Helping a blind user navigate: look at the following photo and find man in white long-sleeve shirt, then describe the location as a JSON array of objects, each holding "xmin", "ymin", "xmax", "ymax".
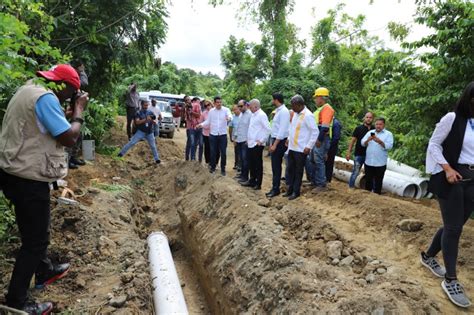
[
  {"xmin": 198, "ymin": 96, "xmax": 232, "ymax": 175},
  {"xmin": 241, "ymin": 99, "xmax": 270, "ymax": 190},
  {"xmin": 266, "ymin": 92, "xmax": 290, "ymax": 198},
  {"xmin": 235, "ymin": 100, "xmax": 252, "ymax": 182},
  {"xmin": 285, "ymin": 95, "xmax": 319, "ymax": 200}
]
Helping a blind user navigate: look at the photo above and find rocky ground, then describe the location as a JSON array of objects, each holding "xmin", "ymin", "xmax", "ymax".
[{"xmin": 1, "ymin": 117, "xmax": 474, "ymax": 314}]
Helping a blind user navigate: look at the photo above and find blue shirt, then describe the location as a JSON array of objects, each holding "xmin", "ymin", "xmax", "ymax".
[
  {"xmin": 35, "ymin": 93, "xmax": 71, "ymax": 137},
  {"xmin": 361, "ymin": 129, "xmax": 394, "ymax": 167},
  {"xmin": 230, "ymin": 114, "xmax": 240, "ymax": 140},
  {"xmin": 331, "ymin": 118, "xmax": 342, "ymax": 143},
  {"xmin": 135, "ymin": 109, "xmax": 155, "ymax": 134}
]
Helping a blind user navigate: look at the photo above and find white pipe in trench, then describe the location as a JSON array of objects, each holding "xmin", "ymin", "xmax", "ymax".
[{"xmin": 147, "ymin": 232, "xmax": 189, "ymax": 315}]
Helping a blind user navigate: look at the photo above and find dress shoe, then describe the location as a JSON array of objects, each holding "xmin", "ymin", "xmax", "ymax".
[
  {"xmin": 70, "ymin": 157, "xmax": 85, "ymax": 166},
  {"xmin": 240, "ymin": 181, "xmax": 255, "ymax": 187},
  {"xmin": 312, "ymin": 186, "xmax": 328, "ymax": 194},
  {"xmin": 288, "ymin": 193, "xmax": 300, "ymax": 200},
  {"xmin": 283, "ymin": 191, "xmax": 293, "ymax": 197},
  {"xmin": 253, "ymin": 185, "xmax": 261, "ymax": 190},
  {"xmin": 68, "ymin": 162, "xmax": 78, "ymax": 169},
  {"xmin": 265, "ymin": 190, "xmax": 280, "ymax": 198}
]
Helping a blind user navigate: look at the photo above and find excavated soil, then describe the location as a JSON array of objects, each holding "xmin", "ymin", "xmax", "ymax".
[{"xmin": 1, "ymin": 117, "xmax": 474, "ymax": 314}]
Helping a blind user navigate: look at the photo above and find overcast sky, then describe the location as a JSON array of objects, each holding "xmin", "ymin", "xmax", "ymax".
[{"xmin": 158, "ymin": 0, "xmax": 432, "ymax": 77}]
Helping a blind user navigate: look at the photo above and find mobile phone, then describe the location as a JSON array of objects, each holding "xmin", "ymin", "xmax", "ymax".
[{"xmin": 370, "ymin": 132, "xmax": 375, "ymax": 136}]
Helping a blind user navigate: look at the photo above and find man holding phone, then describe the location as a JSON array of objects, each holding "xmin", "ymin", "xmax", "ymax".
[{"xmin": 361, "ymin": 117, "xmax": 394, "ymax": 194}]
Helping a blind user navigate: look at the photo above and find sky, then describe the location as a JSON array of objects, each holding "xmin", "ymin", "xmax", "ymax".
[{"xmin": 158, "ymin": 0, "xmax": 432, "ymax": 78}]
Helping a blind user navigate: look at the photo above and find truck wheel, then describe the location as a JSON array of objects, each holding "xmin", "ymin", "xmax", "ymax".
[{"xmin": 168, "ymin": 131, "xmax": 174, "ymax": 139}]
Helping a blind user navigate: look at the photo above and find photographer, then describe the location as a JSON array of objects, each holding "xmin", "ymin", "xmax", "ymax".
[
  {"xmin": 361, "ymin": 117, "xmax": 394, "ymax": 194},
  {"xmin": 118, "ymin": 98, "xmax": 161, "ymax": 164},
  {"xmin": 0, "ymin": 64, "xmax": 88, "ymax": 314}
]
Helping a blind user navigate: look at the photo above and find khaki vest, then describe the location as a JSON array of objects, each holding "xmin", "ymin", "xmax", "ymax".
[{"xmin": 0, "ymin": 81, "xmax": 68, "ymax": 182}]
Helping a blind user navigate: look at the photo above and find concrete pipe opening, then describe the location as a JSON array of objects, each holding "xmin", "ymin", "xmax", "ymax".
[{"xmin": 402, "ymin": 183, "xmax": 418, "ymax": 198}]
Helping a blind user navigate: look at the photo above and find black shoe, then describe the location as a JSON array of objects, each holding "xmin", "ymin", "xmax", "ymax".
[
  {"xmin": 22, "ymin": 301, "xmax": 53, "ymax": 315},
  {"xmin": 238, "ymin": 179, "xmax": 248, "ymax": 184},
  {"xmin": 221, "ymin": 171, "xmax": 226, "ymax": 176},
  {"xmin": 70, "ymin": 157, "xmax": 85, "ymax": 166},
  {"xmin": 253, "ymin": 185, "xmax": 261, "ymax": 190},
  {"xmin": 155, "ymin": 160, "xmax": 161, "ymax": 164},
  {"xmin": 283, "ymin": 191, "xmax": 293, "ymax": 197},
  {"xmin": 266, "ymin": 190, "xmax": 280, "ymax": 198},
  {"xmin": 240, "ymin": 181, "xmax": 255, "ymax": 187},
  {"xmin": 68, "ymin": 162, "xmax": 78, "ymax": 169},
  {"xmin": 288, "ymin": 193, "xmax": 300, "ymax": 200},
  {"xmin": 35, "ymin": 263, "xmax": 70, "ymax": 289},
  {"xmin": 117, "ymin": 153, "xmax": 123, "ymax": 158}
]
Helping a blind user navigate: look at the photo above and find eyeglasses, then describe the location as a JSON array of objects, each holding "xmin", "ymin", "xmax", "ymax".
[{"xmin": 238, "ymin": 105, "xmax": 244, "ymax": 107}]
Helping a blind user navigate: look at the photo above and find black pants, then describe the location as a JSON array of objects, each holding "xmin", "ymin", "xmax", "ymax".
[
  {"xmin": 287, "ymin": 150, "xmax": 306, "ymax": 196},
  {"xmin": 126, "ymin": 107, "xmax": 137, "ymax": 139},
  {"xmin": 234, "ymin": 142, "xmax": 241, "ymax": 168},
  {"xmin": 270, "ymin": 138, "xmax": 287, "ymax": 192},
  {"xmin": 364, "ymin": 165, "xmax": 386, "ymax": 194},
  {"xmin": 248, "ymin": 145, "xmax": 264, "ymax": 186},
  {"xmin": 426, "ymin": 166, "xmax": 474, "ymax": 278},
  {"xmin": 0, "ymin": 170, "xmax": 53, "ymax": 309},
  {"xmin": 210, "ymin": 135, "xmax": 226, "ymax": 172},
  {"xmin": 325, "ymin": 140, "xmax": 339, "ymax": 182},
  {"xmin": 203, "ymin": 135, "xmax": 211, "ymax": 164},
  {"xmin": 237, "ymin": 142, "xmax": 249, "ymax": 181}
]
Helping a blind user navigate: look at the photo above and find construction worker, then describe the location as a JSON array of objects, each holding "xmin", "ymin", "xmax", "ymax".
[{"xmin": 309, "ymin": 87, "xmax": 335, "ymax": 193}]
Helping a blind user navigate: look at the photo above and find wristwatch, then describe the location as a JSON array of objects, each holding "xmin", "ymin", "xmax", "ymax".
[{"xmin": 71, "ymin": 117, "xmax": 84, "ymax": 124}]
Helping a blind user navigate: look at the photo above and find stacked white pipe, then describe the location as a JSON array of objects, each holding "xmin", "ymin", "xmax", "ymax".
[
  {"xmin": 147, "ymin": 232, "xmax": 189, "ymax": 315},
  {"xmin": 333, "ymin": 156, "xmax": 430, "ymax": 199}
]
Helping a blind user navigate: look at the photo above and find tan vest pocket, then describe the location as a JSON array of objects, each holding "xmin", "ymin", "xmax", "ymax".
[{"xmin": 41, "ymin": 152, "xmax": 67, "ymax": 179}]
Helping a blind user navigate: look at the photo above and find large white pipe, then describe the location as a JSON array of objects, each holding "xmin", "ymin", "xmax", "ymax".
[
  {"xmin": 335, "ymin": 156, "xmax": 429, "ymax": 198},
  {"xmin": 147, "ymin": 232, "xmax": 189, "ymax": 315}
]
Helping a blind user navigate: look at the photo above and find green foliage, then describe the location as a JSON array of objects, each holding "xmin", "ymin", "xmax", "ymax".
[
  {"xmin": 0, "ymin": 1, "xmax": 66, "ymax": 112},
  {"xmin": 81, "ymin": 98, "xmax": 118, "ymax": 145},
  {"xmin": 0, "ymin": 193, "xmax": 17, "ymax": 244}
]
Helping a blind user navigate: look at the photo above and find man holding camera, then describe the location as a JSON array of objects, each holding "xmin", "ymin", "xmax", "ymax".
[
  {"xmin": 118, "ymin": 98, "xmax": 161, "ymax": 164},
  {"xmin": 0, "ymin": 64, "xmax": 89, "ymax": 314},
  {"xmin": 361, "ymin": 117, "xmax": 394, "ymax": 194}
]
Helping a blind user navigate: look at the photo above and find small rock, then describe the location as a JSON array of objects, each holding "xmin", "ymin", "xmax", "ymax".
[
  {"xmin": 112, "ymin": 176, "xmax": 121, "ymax": 181},
  {"xmin": 121, "ymin": 272, "xmax": 134, "ymax": 284},
  {"xmin": 98, "ymin": 236, "xmax": 117, "ymax": 256},
  {"xmin": 109, "ymin": 295, "xmax": 127, "ymax": 308},
  {"xmin": 326, "ymin": 241, "xmax": 343, "ymax": 260},
  {"xmin": 322, "ymin": 228, "xmax": 338, "ymax": 241},
  {"xmin": 397, "ymin": 219, "xmax": 423, "ymax": 232},
  {"xmin": 76, "ymin": 278, "xmax": 86, "ymax": 289},
  {"xmin": 369, "ymin": 260, "xmax": 380, "ymax": 266},
  {"xmin": 366, "ymin": 273, "xmax": 376, "ymax": 283},
  {"xmin": 87, "ymin": 188, "xmax": 100, "ymax": 194},
  {"xmin": 339, "ymin": 255, "xmax": 354, "ymax": 267},
  {"xmin": 258, "ymin": 199, "xmax": 271, "ymax": 207},
  {"xmin": 107, "ymin": 293, "xmax": 114, "ymax": 300},
  {"xmin": 372, "ymin": 307, "xmax": 385, "ymax": 315},
  {"xmin": 342, "ymin": 248, "xmax": 351, "ymax": 257},
  {"xmin": 181, "ymin": 282, "xmax": 186, "ymax": 288},
  {"xmin": 331, "ymin": 258, "xmax": 340, "ymax": 265},
  {"xmin": 119, "ymin": 214, "xmax": 131, "ymax": 223},
  {"xmin": 175, "ymin": 175, "xmax": 188, "ymax": 190},
  {"xmin": 376, "ymin": 268, "xmax": 387, "ymax": 274}
]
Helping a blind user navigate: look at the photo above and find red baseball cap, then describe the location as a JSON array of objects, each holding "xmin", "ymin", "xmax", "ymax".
[{"xmin": 37, "ymin": 64, "xmax": 81, "ymax": 90}]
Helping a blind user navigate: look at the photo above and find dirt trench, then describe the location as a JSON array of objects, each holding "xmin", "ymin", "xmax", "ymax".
[{"xmin": 2, "ymin": 120, "xmax": 474, "ymax": 314}]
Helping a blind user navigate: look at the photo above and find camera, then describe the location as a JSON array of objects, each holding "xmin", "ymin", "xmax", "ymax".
[
  {"xmin": 149, "ymin": 114, "xmax": 157, "ymax": 120},
  {"xmin": 370, "ymin": 132, "xmax": 375, "ymax": 136},
  {"xmin": 71, "ymin": 90, "xmax": 85, "ymax": 106}
]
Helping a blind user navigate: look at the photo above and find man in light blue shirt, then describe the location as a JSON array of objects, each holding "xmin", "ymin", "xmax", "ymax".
[
  {"xmin": 229, "ymin": 105, "xmax": 241, "ymax": 171},
  {"xmin": 361, "ymin": 117, "xmax": 394, "ymax": 194},
  {"xmin": 267, "ymin": 93, "xmax": 290, "ymax": 197}
]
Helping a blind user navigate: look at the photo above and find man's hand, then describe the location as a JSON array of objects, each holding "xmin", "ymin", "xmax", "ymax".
[
  {"xmin": 303, "ymin": 147, "xmax": 310, "ymax": 155},
  {"xmin": 445, "ymin": 166, "xmax": 462, "ymax": 184},
  {"xmin": 269, "ymin": 144, "xmax": 276, "ymax": 153},
  {"xmin": 74, "ymin": 92, "xmax": 89, "ymax": 114},
  {"xmin": 285, "ymin": 139, "xmax": 289, "ymax": 147},
  {"xmin": 345, "ymin": 152, "xmax": 351, "ymax": 161},
  {"xmin": 196, "ymin": 124, "xmax": 203, "ymax": 129},
  {"xmin": 256, "ymin": 141, "xmax": 263, "ymax": 146},
  {"xmin": 316, "ymin": 140, "xmax": 321, "ymax": 148}
]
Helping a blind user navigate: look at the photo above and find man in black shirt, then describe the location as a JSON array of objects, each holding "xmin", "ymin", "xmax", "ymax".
[{"xmin": 346, "ymin": 112, "xmax": 374, "ymax": 187}]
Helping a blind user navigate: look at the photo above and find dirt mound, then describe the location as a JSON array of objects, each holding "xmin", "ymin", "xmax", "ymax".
[{"xmin": 144, "ymin": 161, "xmax": 439, "ymax": 314}]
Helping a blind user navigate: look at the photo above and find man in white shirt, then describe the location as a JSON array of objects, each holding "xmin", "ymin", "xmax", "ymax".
[
  {"xmin": 241, "ymin": 99, "xmax": 270, "ymax": 190},
  {"xmin": 149, "ymin": 99, "xmax": 162, "ymax": 137},
  {"xmin": 198, "ymin": 96, "xmax": 232, "ymax": 175},
  {"xmin": 266, "ymin": 93, "xmax": 290, "ymax": 198},
  {"xmin": 235, "ymin": 100, "xmax": 252, "ymax": 183},
  {"xmin": 285, "ymin": 95, "xmax": 319, "ymax": 200}
]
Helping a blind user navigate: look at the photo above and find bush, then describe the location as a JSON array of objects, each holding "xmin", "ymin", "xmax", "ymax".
[
  {"xmin": 81, "ymin": 98, "xmax": 118, "ymax": 146},
  {"xmin": 0, "ymin": 193, "xmax": 16, "ymax": 244}
]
